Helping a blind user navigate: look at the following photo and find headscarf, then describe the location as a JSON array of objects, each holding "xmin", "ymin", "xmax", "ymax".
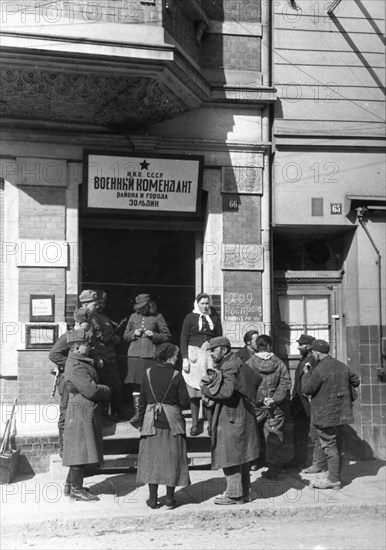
[
  {"xmin": 192, "ymin": 300, "xmax": 214, "ymax": 331},
  {"xmin": 155, "ymin": 343, "xmax": 178, "ymax": 363}
]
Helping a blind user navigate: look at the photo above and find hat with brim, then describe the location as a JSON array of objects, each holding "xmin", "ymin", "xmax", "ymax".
[
  {"xmin": 207, "ymin": 336, "xmax": 231, "ymax": 350},
  {"xmin": 311, "ymin": 339, "xmax": 330, "ymax": 353},
  {"xmin": 297, "ymin": 334, "xmax": 315, "ymax": 345},
  {"xmin": 134, "ymin": 294, "xmax": 151, "ymax": 311}
]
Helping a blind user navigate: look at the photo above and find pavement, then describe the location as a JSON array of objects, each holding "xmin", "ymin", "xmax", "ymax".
[{"xmin": 1, "ymin": 459, "xmax": 385, "ymax": 539}]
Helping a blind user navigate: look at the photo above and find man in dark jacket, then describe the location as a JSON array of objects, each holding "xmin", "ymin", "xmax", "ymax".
[
  {"xmin": 200, "ymin": 336, "xmax": 261, "ymax": 505},
  {"xmin": 284, "ymin": 334, "xmax": 325, "ymax": 472},
  {"xmin": 247, "ymin": 335, "xmax": 291, "ymax": 480},
  {"xmin": 302, "ymin": 339, "xmax": 360, "ymax": 489},
  {"xmin": 235, "ymin": 330, "xmax": 259, "ymax": 363}
]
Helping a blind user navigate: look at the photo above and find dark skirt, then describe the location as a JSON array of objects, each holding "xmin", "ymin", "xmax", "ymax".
[
  {"xmin": 124, "ymin": 357, "xmax": 155, "ymax": 385},
  {"xmin": 136, "ymin": 428, "xmax": 190, "ymax": 487}
]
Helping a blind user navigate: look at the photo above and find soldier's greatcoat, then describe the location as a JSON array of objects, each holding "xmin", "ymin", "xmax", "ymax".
[{"xmin": 62, "ymin": 351, "xmax": 110, "ymax": 467}]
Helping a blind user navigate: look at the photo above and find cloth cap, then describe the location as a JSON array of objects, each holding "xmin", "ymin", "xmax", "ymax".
[
  {"xmin": 134, "ymin": 294, "xmax": 151, "ymax": 311},
  {"xmin": 67, "ymin": 328, "xmax": 87, "ymax": 345},
  {"xmin": 155, "ymin": 343, "xmax": 178, "ymax": 362},
  {"xmin": 311, "ymin": 339, "xmax": 330, "ymax": 353},
  {"xmin": 79, "ymin": 289, "xmax": 98, "ymax": 303},
  {"xmin": 297, "ymin": 334, "xmax": 315, "ymax": 345},
  {"xmin": 207, "ymin": 336, "xmax": 231, "ymax": 350},
  {"xmin": 73, "ymin": 309, "xmax": 89, "ymax": 324}
]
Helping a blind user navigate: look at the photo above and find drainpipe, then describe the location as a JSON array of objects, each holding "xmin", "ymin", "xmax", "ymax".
[
  {"xmin": 261, "ymin": 0, "xmax": 272, "ymax": 333},
  {"xmin": 356, "ymin": 207, "xmax": 385, "ymax": 378}
]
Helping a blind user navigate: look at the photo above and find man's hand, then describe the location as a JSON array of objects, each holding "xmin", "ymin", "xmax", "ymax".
[
  {"xmin": 182, "ymin": 358, "xmax": 190, "ymax": 373},
  {"xmin": 263, "ymin": 397, "xmax": 275, "ymax": 407}
]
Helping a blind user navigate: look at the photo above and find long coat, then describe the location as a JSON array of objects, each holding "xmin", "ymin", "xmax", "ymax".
[
  {"xmin": 201, "ymin": 352, "xmax": 260, "ymax": 470},
  {"xmin": 62, "ymin": 351, "xmax": 111, "ymax": 467},
  {"xmin": 302, "ymin": 355, "xmax": 360, "ymax": 428}
]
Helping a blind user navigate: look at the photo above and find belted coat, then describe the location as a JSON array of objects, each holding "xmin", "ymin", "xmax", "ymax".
[
  {"xmin": 201, "ymin": 352, "xmax": 260, "ymax": 470},
  {"xmin": 62, "ymin": 351, "xmax": 111, "ymax": 467}
]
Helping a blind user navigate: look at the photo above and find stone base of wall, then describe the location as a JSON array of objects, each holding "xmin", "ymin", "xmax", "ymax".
[{"xmin": 10, "ymin": 435, "xmax": 61, "ymax": 474}]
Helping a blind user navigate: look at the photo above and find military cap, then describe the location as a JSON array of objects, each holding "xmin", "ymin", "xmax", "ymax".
[
  {"xmin": 134, "ymin": 294, "xmax": 151, "ymax": 311},
  {"xmin": 67, "ymin": 328, "xmax": 87, "ymax": 345},
  {"xmin": 79, "ymin": 289, "xmax": 98, "ymax": 303}
]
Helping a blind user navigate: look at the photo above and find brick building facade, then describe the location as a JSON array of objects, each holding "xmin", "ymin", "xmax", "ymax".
[{"xmin": 0, "ymin": 0, "xmax": 385, "ymax": 470}]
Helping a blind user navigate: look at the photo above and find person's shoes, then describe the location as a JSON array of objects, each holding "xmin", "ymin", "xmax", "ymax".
[
  {"xmin": 190, "ymin": 426, "xmax": 200, "ymax": 436},
  {"xmin": 309, "ymin": 479, "xmax": 342, "ymax": 490},
  {"xmin": 63, "ymin": 483, "xmax": 71, "ymax": 497},
  {"xmin": 303, "ymin": 464, "xmax": 328, "ymax": 474},
  {"xmin": 261, "ymin": 468, "xmax": 280, "ymax": 481},
  {"xmin": 146, "ymin": 499, "xmax": 160, "ymax": 509},
  {"xmin": 70, "ymin": 488, "xmax": 100, "ymax": 501},
  {"xmin": 214, "ymin": 494, "xmax": 245, "ymax": 505},
  {"xmin": 165, "ymin": 498, "xmax": 177, "ymax": 509}
]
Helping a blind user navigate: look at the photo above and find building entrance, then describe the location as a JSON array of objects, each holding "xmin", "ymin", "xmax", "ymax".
[{"xmin": 81, "ymin": 227, "xmax": 197, "ymax": 344}]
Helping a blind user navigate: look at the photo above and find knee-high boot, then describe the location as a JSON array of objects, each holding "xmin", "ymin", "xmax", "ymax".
[{"xmin": 129, "ymin": 392, "xmax": 141, "ymax": 429}]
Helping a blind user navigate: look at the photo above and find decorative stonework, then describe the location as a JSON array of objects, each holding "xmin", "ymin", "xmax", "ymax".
[{"xmin": 0, "ymin": 69, "xmax": 186, "ymax": 129}]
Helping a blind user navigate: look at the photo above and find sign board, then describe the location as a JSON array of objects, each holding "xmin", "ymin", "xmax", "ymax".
[
  {"xmin": 221, "ymin": 244, "xmax": 264, "ymax": 271},
  {"xmin": 30, "ymin": 295, "xmax": 55, "ymax": 322},
  {"xmin": 84, "ymin": 151, "xmax": 204, "ymax": 216},
  {"xmin": 25, "ymin": 324, "xmax": 59, "ymax": 349}
]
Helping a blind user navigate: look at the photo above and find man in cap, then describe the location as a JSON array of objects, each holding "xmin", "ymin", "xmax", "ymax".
[
  {"xmin": 200, "ymin": 336, "xmax": 261, "ymax": 505},
  {"xmin": 284, "ymin": 334, "xmax": 326, "ymax": 472},
  {"xmin": 302, "ymin": 339, "xmax": 360, "ymax": 489}
]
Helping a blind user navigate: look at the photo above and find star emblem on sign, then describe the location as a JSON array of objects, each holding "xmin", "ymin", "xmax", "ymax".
[{"xmin": 140, "ymin": 160, "xmax": 150, "ymax": 170}]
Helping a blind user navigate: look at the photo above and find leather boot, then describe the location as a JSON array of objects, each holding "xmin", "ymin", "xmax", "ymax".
[
  {"xmin": 70, "ymin": 488, "xmax": 100, "ymax": 501},
  {"xmin": 129, "ymin": 393, "xmax": 141, "ymax": 429}
]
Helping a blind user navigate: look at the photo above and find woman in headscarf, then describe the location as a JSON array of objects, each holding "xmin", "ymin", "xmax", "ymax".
[
  {"xmin": 136, "ymin": 343, "xmax": 191, "ymax": 509},
  {"xmin": 124, "ymin": 294, "xmax": 171, "ymax": 426},
  {"xmin": 180, "ymin": 292, "xmax": 222, "ymax": 436}
]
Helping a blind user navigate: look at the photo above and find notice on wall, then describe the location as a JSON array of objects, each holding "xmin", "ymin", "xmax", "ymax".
[
  {"xmin": 224, "ymin": 292, "xmax": 263, "ymax": 323},
  {"xmin": 85, "ymin": 152, "xmax": 203, "ymax": 215}
]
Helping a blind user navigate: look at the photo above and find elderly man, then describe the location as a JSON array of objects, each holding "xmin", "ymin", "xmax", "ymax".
[
  {"xmin": 284, "ymin": 334, "xmax": 325, "ymax": 472},
  {"xmin": 302, "ymin": 339, "xmax": 360, "ymax": 489},
  {"xmin": 200, "ymin": 336, "xmax": 261, "ymax": 505}
]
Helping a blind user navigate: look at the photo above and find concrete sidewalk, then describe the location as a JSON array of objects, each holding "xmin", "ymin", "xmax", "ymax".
[{"xmin": 1, "ymin": 461, "xmax": 385, "ymax": 538}]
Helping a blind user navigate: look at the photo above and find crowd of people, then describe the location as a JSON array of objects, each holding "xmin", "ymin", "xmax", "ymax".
[{"xmin": 49, "ymin": 289, "xmax": 360, "ymax": 505}]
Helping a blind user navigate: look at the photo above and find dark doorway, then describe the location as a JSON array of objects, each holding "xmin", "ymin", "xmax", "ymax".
[{"xmin": 81, "ymin": 227, "xmax": 197, "ymax": 344}]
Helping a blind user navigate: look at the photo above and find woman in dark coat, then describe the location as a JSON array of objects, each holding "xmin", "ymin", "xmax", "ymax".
[
  {"xmin": 124, "ymin": 294, "xmax": 171, "ymax": 425},
  {"xmin": 136, "ymin": 343, "xmax": 191, "ymax": 509},
  {"xmin": 180, "ymin": 292, "xmax": 222, "ymax": 435},
  {"xmin": 62, "ymin": 329, "xmax": 111, "ymax": 501}
]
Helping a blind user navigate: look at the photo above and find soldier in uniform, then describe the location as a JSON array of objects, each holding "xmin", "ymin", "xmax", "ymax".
[
  {"xmin": 93, "ymin": 291, "xmax": 126, "ymax": 421},
  {"xmin": 62, "ymin": 327, "xmax": 111, "ymax": 501}
]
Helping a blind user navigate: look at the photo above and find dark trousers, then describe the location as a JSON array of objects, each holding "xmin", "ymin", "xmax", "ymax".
[
  {"xmin": 315, "ymin": 425, "xmax": 344, "ymax": 483},
  {"xmin": 257, "ymin": 410, "xmax": 285, "ymax": 469},
  {"xmin": 223, "ymin": 463, "xmax": 250, "ymax": 499},
  {"xmin": 310, "ymin": 423, "xmax": 327, "ymax": 468},
  {"xmin": 292, "ymin": 411, "xmax": 310, "ymax": 466}
]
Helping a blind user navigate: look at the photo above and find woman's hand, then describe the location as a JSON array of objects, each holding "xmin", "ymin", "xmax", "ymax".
[
  {"xmin": 134, "ymin": 329, "xmax": 143, "ymax": 338},
  {"xmin": 182, "ymin": 358, "xmax": 190, "ymax": 373},
  {"xmin": 144, "ymin": 330, "xmax": 153, "ymax": 338}
]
